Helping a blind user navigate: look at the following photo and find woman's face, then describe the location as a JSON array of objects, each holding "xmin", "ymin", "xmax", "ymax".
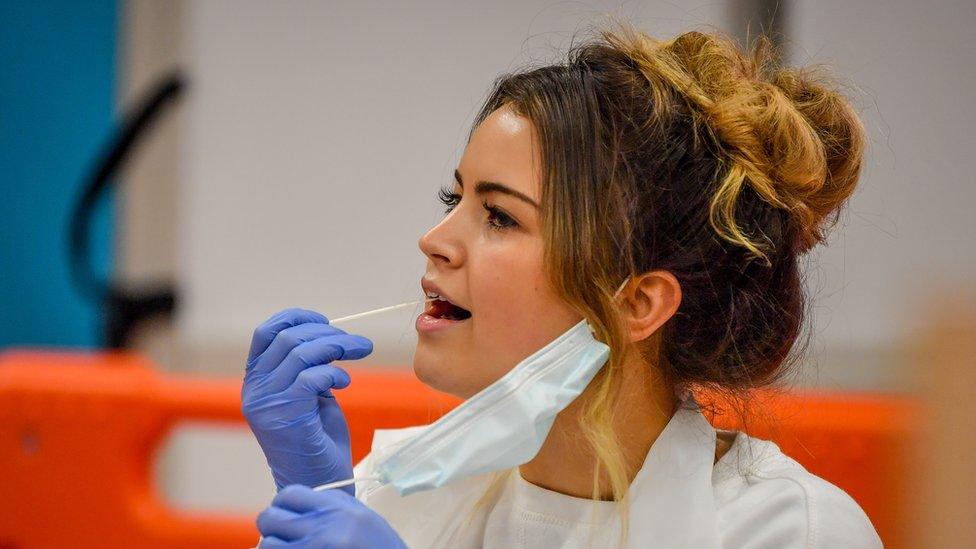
[{"xmin": 414, "ymin": 104, "xmax": 583, "ymax": 398}]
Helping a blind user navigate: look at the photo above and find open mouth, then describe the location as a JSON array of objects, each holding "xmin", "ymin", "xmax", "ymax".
[{"xmin": 425, "ymin": 295, "xmax": 472, "ymax": 321}]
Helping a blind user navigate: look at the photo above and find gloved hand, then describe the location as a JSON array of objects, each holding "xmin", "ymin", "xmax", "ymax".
[
  {"xmin": 242, "ymin": 308, "xmax": 373, "ymax": 494},
  {"xmin": 257, "ymin": 485, "xmax": 407, "ymax": 549}
]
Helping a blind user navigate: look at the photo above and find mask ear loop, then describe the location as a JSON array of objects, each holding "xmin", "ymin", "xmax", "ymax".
[
  {"xmin": 585, "ymin": 278, "xmax": 630, "ymax": 336},
  {"xmin": 612, "ymin": 277, "xmax": 629, "ymax": 298},
  {"xmin": 311, "ymin": 474, "xmax": 383, "ymax": 492}
]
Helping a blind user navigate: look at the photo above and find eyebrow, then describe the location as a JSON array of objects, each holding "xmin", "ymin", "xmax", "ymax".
[{"xmin": 454, "ymin": 169, "xmax": 539, "ymax": 209}]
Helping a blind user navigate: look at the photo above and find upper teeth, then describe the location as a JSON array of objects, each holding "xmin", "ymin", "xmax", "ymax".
[{"xmin": 426, "ymin": 291, "xmax": 448, "ymax": 301}]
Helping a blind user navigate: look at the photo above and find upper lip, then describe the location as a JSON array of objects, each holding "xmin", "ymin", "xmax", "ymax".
[{"xmin": 420, "ymin": 278, "xmax": 469, "ymax": 311}]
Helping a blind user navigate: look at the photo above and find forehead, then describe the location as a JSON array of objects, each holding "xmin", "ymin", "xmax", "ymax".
[{"xmin": 459, "ymin": 105, "xmax": 542, "ymax": 200}]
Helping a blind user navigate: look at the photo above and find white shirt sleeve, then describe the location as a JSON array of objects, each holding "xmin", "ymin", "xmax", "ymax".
[{"xmin": 805, "ymin": 474, "xmax": 884, "ymax": 549}]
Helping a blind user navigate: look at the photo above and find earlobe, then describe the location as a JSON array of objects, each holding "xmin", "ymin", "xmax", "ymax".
[{"xmin": 624, "ymin": 271, "xmax": 682, "ymax": 343}]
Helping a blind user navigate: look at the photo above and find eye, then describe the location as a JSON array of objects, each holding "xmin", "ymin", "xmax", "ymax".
[
  {"xmin": 483, "ymin": 201, "xmax": 518, "ymax": 231},
  {"xmin": 437, "ymin": 185, "xmax": 460, "ymax": 214}
]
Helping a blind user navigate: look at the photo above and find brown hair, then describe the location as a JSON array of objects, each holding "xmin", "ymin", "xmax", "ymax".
[{"xmin": 468, "ymin": 21, "xmax": 866, "ymax": 525}]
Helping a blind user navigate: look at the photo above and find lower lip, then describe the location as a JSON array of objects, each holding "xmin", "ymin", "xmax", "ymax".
[{"xmin": 415, "ymin": 312, "xmax": 469, "ymax": 333}]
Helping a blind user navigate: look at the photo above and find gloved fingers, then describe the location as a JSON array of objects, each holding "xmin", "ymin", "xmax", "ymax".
[
  {"xmin": 290, "ymin": 364, "xmax": 358, "ymax": 400},
  {"xmin": 272, "ymin": 484, "xmax": 351, "ymax": 513},
  {"xmin": 248, "ymin": 308, "xmax": 328, "ymax": 368},
  {"xmin": 265, "ymin": 334, "xmax": 371, "ymax": 395},
  {"xmin": 257, "ymin": 505, "xmax": 327, "ymax": 543},
  {"xmin": 250, "ymin": 323, "xmax": 347, "ymax": 376}
]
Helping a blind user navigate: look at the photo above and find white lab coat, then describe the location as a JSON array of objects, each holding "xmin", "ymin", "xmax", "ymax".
[{"xmin": 353, "ymin": 405, "xmax": 883, "ymax": 548}]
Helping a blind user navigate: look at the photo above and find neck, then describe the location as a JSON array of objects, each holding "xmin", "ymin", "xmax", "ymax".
[{"xmin": 519, "ymin": 345, "xmax": 677, "ymax": 500}]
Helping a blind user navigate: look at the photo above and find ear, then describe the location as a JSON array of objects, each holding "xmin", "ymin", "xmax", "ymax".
[{"xmin": 619, "ymin": 270, "xmax": 682, "ymax": 343}]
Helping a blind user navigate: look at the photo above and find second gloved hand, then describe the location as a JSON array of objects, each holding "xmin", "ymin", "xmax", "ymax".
[
  {"xmin": 242, "ymin": 308, "xmax": 373, "ymax": 494},
  {"xmin": 257, "ymin": 485, "xmax": 407, "ymax": 549}
]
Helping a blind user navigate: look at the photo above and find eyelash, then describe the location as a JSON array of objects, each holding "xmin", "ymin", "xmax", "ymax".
[{"xmin": 436, "ymin": 185, "xmax": 517, "ymax": 231}]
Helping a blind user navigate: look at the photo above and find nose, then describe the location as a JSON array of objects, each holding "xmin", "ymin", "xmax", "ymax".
[{"xmin": 418, "ymin": 215, "xmax": 465, "ymax": 268}]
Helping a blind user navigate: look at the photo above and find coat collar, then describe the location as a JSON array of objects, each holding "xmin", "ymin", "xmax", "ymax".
[{"xmin": 624, "ymin": 401, "xmax": 722, "ymax": 548}]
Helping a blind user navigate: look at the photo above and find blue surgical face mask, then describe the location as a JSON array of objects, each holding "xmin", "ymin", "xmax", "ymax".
[
  {"xmin": 253, "ymin": 280, "xmax": 629, "ymax": 548},
  {"xmin": 356, "ymin": 278, "xmax": 628, "ymax": 496}
]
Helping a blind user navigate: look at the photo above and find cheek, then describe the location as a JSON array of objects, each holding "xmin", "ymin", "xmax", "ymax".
[
  {"xmin": 471, "ymin": 247, "xmax": 547, "ymax": 341},
  {"xmin": 465, "ymin": 244, "xmax": 576, "ymax": 383}
]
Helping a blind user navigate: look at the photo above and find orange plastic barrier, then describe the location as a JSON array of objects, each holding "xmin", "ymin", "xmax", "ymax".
[{"xmin": 0, "ymin": 350, "xmax": 915, "ymax": 548}]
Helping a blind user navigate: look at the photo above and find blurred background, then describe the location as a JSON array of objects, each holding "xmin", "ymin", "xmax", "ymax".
[{"xmin": 2, "ymin": 0, "xmax": 974, "ymax": 546}]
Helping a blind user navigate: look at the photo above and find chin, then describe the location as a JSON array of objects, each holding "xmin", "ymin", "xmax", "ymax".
[{"xmin": 412, "ymin": 348, "xmax": 468, "ymax": 398}]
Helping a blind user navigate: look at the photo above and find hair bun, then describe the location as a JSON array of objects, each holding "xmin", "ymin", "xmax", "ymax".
[
  {"xmin": 608, "ymin": 28, "xmax": 867, "ymax": 257},
  {"xmin": 766, "ymin": 65, "xmax": 866, "ymax": 252}
]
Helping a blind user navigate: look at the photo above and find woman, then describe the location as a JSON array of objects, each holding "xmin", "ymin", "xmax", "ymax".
[{"xmin": 243, "ymin": 24, "xmax": 882, "ymax": 548}]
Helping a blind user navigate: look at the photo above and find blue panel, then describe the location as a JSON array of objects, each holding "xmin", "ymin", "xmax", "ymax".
[{"xmin": 0, "ymin": 0, "xmax": 117, "ymax": 348}]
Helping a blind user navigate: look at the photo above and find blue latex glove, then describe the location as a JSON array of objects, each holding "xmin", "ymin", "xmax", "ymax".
[
  {"xmin": 242, "ymin": 308, "xmax": 373, "ymax": 494},
  {"xmin": 257, "ymin": 485, "xmax": 407, "ymax": 549}
]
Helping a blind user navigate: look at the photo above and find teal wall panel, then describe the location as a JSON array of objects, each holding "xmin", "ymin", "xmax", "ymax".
[{"xmin": 0, "ymin": 0, "xmax": 117, "ymax": 348}]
